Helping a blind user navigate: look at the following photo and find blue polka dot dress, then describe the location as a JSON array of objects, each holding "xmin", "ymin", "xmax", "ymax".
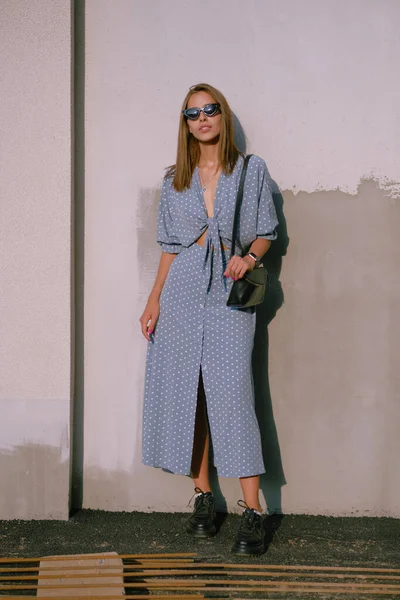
[{"xmin": 142, "ymin": 155, "xmax": 278, "ymax": 478}]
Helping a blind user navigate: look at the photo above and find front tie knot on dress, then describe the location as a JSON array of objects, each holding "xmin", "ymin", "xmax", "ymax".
[
  {"xmin": 202, "ymin": 216, "xmax": 228, "ymax": 292},
  {"xmin": 142, "ymin": 155, "xmax": 279, "ymax": 478}
]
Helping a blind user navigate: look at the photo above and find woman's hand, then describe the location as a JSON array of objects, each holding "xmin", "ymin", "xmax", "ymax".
[
  {"xmin": 224, "ymin": 255, "xmax": 254, "ymax": 281},
  {"xmin": 140, "ymin": 298, "xmax": 160, "ymax": 341},
  {"xmin": 139, "ymin": 251, "xmax": 178, "ymax": 341}
]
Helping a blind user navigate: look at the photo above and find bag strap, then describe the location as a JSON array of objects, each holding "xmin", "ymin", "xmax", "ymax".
[{"xmin": 230, "ymin": 154, "xmax": 253, "ymax": 260}]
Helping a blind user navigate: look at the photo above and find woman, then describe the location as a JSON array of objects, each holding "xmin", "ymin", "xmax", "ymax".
[{"xmin": 139, "ymin": 83, "xmax": 278, "ymax": 555}]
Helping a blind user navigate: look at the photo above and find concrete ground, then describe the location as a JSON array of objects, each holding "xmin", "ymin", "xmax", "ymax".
[{"xmin": 0, "ymin": 510, "xmax": 399, "ymax": 598}]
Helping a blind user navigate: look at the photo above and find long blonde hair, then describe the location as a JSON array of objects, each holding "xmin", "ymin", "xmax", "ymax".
[{"xmin": 166, "ymin": 83, "xmax": 242, "ymax": 191}]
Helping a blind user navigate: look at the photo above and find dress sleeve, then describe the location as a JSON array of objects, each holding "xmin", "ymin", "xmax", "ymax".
[
  {"xmin": 256, "ymin": 159, "xmax": 279, "ymax": 241},
  {"xmin": 157, "ymin": 177, "xmax": 182, "ymax": 254}
]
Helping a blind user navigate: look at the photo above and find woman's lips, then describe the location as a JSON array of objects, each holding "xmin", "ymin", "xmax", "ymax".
[{"xmin": 199, "ymin": 126, "xmax": 211, "ymax": 132}]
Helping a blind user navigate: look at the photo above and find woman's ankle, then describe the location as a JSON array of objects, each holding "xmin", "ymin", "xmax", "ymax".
[
  {"xmin": 248, "ymin": 504, "xmax": 263, "ymax": 513},
  {"xmin": 192, "ymin": 482, "xmax": 212, "ymax": 493},
  {"xmin": 239, "ymin": 474, "xmax": 262, "ymax": 512}
]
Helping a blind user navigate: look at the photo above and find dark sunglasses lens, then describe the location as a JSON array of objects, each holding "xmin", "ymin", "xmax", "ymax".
[
  {"xmin": 184, "ymin": 108, "xmax": 200, "ymax": 120},
  {"xmin": 203, "ymin": 103, "xmax": 219, "ymax": 116}
]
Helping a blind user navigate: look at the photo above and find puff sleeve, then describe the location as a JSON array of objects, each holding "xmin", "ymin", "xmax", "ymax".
[
  {"xmin": 157, "ymin": 177, "xmax": 182, "ymax": 254},
  {"xmin": 256, "ymin": 160, "xmax": 278, "ymax": 241}
]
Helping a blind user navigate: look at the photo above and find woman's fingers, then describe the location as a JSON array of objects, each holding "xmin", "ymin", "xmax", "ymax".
[
  {"xmin": 148, "ymin": 313, "xmax": 159, "ymax": 335},
  {"xmin": 224, "ymin": 257, "xmax": 238, "ymax": 278},
  {"xmin": 224, "ymin": 257, "xmax": 249, "ymax": 280},
  {"xmin": 140, "ymin": 314, "xmax": 151, "ymax": 341},
  {"xmin": 237, "ymin": 263, "xmax": 248, "ymax": 279},
  {"xmin": 140, "ymin": 310, "xmax": 159, "ymax": 341}
]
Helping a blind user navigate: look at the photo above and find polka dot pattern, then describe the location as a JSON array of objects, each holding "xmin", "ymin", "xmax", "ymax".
[{"xmin": 142, "ymin": 155, "xmax": 279, "ymax": 478}]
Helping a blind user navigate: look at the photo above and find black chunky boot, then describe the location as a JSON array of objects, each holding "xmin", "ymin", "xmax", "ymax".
[
  {"xmin": 231, "ymin": 500, "xmax": 265, "ymax": 555},
  {"xmin": 186, "ymin": 487, "xmax": 217, "ymax": 538}
]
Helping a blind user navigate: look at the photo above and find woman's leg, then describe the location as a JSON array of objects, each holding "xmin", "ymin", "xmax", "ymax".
[
  {"xmin": 191, "ymin": 370, "xmax": 211, "ymax": 492},
  {"xmin": 239, "ymin": 475, "xmax": 263, "ymax": 512},
  {"xmin": 186, "ymin": 371, "xmax": 216, "ymax": 538},
  {"xmin": 232, "ymin": 475, "xmax": 265, "ymax": 555}
]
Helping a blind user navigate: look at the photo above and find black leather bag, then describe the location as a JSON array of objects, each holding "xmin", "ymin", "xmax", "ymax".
[{"xmin": 226, "ymin": 155, "xmax": 268, "ymax": 309}]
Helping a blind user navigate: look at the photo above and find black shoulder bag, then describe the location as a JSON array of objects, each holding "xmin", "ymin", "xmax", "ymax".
[{"xmin": 226, "ymin": 155, "xmax": 268, "ymax": 308}]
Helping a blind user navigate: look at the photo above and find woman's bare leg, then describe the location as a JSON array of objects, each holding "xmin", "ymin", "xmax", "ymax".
[
  {"xmin": 191, "ymin": 371, "xmax": 211, "ymax": 492},
  {"xmin": 239, "ymin": 475, "xmax": 263, "ymax": 512}
]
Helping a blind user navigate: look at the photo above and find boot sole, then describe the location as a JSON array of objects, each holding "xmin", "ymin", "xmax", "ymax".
[
  {"xmin": 186, "ymin": 524, "xmax": 217, "ymax": 538},
  {"xmin": 231, "ymin": 541, "xmax": 266, "ymax": 556}
]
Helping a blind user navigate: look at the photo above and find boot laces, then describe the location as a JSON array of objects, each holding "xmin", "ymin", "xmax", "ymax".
[
  {"xmin": 237, "ymin": 499, "xmax": 260, "ymax": 532},
  {"xmin": 189, "ymin": 487, "xmax": 213, "ymax": 516}
]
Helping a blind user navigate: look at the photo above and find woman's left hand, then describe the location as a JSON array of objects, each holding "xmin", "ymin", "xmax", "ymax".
[{"xmin": 224, "ymin": 255, "xmax": 254, "ymax": 280}]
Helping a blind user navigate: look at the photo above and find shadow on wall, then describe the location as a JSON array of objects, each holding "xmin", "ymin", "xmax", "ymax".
[
  {"xmin": 234, "ymin": 113, "xmax": 289, "ymax": 515},
  {"xmin": 136, "ymin": 189, "xmax": 163, "ymax": 288},
  {"xmin": 254, "ymin": 183, "xmax": 289, "ymax": 515}
]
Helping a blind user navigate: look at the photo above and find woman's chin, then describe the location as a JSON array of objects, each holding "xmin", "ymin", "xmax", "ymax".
[{"xmin": 196, "ymin": 132, "xmax": 220, "ymax": 145}]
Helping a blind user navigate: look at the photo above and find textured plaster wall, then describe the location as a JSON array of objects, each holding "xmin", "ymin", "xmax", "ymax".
[
  {"xmin": 0, "ymin": 0, "xmax": 73, "ymax": 519},
  {"xmin": 83, "ymin": 0, "xmax": 400, "ymax": 516}
]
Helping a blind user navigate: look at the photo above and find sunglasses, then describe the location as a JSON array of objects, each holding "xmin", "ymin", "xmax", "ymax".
[{"xmin": 182, "ymin": 103, "xmax": 221, "ymax": 120}]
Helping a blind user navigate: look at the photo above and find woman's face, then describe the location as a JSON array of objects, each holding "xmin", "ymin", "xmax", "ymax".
[{"xmin": 186, "ymin": 91, "xmax": 222, "ymax": 144}]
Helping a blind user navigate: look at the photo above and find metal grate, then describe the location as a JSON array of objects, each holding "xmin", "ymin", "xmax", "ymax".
[{"xmin": 1, "ymin": 552, "xmax": 400, "ymax": 597}]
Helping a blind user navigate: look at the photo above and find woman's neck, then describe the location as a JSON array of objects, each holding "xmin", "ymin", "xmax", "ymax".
[{"xmin": 198, "ymin": 141, "xmax": 220, "ymax": 169}]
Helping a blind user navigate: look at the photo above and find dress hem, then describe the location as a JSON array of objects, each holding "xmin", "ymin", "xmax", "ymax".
[{"xmin": 142, "ymin": 460, "xmax": 266, "ymax": 479}]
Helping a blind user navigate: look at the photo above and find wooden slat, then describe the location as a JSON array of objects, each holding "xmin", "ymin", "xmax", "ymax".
[
  {"xmin": 0, "ymin": 596, "xmax": 210, "ymax": 600},
  {"xmin": 2, "ymin": 556, "xmax": 399, "ymax": 573},
  {"xmin": 2, "ymin": 586, "xmax": 400, "ymax": 596},
  {"xmin": 2, "ymin": 578, "xmax": 400, "ymax": 591},
  {"xmin": 189, "ymin": 563, "xmax": 400, "ymax": 574},
  {"xmin": 3, "ymin": 569, "xmax": 400, "ymax": 582},
  {"xmin": 144, "ymin": 587, "xmax": 400, "ymax": 596},
  {"xmin": 0, "ymin": 552, "xmax": 195, "ymax": 564},
  {"xmin": 0, "ymin": 560, "xmax": 193, "ymax": 573},
  {"xmin": 0, "ymin": 552, "xmax": 196, "ymax": 563}
]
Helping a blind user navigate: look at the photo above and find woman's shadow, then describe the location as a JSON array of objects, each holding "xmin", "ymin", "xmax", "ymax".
[
  {"xmin": 252, "ymin": 172, "xmax": 289, "ymax": 501},
  {"xmin": 253, "ymin": 179, "xmax": 288, "ymax": 545},
  {"xmin": 238, "ymin": 116, "xmax": 289, "ymax": 542}
]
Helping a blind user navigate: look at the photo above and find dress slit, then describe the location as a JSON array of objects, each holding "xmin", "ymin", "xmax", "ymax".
[{"xmin": 190, "ymin": 367, "xmax": 211, "ymax": 477}]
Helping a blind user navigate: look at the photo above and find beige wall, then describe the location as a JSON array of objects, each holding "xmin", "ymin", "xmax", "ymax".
[
  {"xmin": 1, "ymin": 0, "xmax": 399, "ymax": 520},
  {"xmin": 83, "ymin": 0, "xmax": 400, "ymax": 517},
  {"xmin": 0, "ymin": 0, "xmax": 73, "ymax": 519}
]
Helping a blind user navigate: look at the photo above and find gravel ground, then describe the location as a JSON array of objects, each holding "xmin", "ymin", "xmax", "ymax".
[{"xmin": 1, "ymin": 510, "xmax": 399, "ymax": 598}]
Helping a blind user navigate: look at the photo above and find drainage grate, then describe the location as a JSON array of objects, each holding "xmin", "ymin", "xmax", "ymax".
[{"xmin": 1, "ymin": 552, "xmax": 400, "ymax": 597}]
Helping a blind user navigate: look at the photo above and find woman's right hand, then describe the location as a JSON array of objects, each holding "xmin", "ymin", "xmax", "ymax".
[{"xmin": 139, "ymin": 299, "xmax": 160, "ymax": 341}]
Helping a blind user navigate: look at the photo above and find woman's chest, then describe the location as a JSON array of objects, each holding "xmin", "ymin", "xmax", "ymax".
[{"xmin": 169, "ymin": 177, "xmax": 240, "ymax": 223}]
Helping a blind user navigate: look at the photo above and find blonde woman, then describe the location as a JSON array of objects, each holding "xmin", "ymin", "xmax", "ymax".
[{"xmin": 140, "ymin": 83, "xmax": 278, "ymax": 555}]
